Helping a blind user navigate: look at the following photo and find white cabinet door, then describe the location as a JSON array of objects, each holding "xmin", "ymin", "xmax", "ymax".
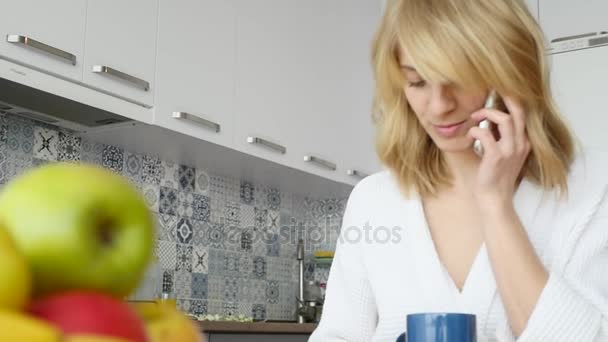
[
  {"xmin": 539, "ymin": 0, "xmax": 608, "ymax": 43},
  {"xmin": 234, "ymin": 0, "xmax": 332, "ymax": 177},
  {"xmin": 235, "ymin": 0, "xmax": 383, "ymax": 183},
  {"xmin": 83, "ymin": 0, "xmax": 158, "ymax": 107},
  {"xmin": 549, "ymin": 45, "xmax": 608, "ymax": 150},
  {"xmin": 154, "ymin": 0, "xmax": 236, "ymax": 148},
  {"xmin": 330, "ymin": 0, "xmax": 384, "ymax": 185},
  {"xmin": 0, "ymin": 0, "xmax": 86, "ymax": 81}
]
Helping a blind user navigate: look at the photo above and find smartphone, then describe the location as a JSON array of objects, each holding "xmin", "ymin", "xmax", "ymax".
[{"xmin": 473, "ymin": 90, "xmax": 504, "ymax": 157}]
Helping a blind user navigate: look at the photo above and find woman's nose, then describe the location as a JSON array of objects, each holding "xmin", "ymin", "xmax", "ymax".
[{"xmin": 428, "ymin": 83, "xmax": 456, "ymax": 115}]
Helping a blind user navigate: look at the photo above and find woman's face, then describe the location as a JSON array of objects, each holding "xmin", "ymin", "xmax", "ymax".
[{"xmin": 399, "ymin": 49, "xmax": 488, "ymax": 154}]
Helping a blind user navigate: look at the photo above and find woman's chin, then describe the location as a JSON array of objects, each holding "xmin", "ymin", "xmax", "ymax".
[{"xmin": 432, "ymin": 137, "xmax": 475, "ymax": 154}]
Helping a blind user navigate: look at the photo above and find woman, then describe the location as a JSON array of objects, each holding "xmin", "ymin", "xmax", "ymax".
[{"xmin": 309, "ymin": 0, "xmax": 608, "ymax": 341}]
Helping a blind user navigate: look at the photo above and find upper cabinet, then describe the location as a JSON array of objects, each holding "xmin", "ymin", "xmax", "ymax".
[
  {"xmin": 83, "ymin": 0, "xmax": 159, "ymax": 107},
  {"xmin": 539, "ymin": 0, "xmax": 608, "ymax": 43},
  {"xmin": 234, "ymin": 0, "xmax": 383, "ymax": 184},
  {"xmin": 0, "ymin": 0, "xmax": 86, "ymax": 82},
  {"xmin": 550, "ymin": 45, "xmax": 608, "ymax": 150},
  {"xmin": 153, "ymin": 0, "xmax": 236, "ymax": 148}
]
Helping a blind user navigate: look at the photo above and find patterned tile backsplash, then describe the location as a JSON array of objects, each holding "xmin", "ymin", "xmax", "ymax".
[{"xmin": 0, "ymin": 112, "xmax": 346, "ymax": 321}]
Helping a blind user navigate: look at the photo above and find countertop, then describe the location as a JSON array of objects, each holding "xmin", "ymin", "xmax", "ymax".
[{"xmin": 198, "ymin": 321, "xmax": 318, "ymax": 334}]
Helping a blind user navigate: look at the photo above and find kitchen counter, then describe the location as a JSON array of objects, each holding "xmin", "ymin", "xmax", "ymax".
[{"xmin": 198, "ymin": 321, "xmax": 317, "ymax": 334}]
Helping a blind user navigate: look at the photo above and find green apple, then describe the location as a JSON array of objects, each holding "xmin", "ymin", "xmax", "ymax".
[
  {"xmin": 0, "ymin": 162, "xmax": 154, "ymax": 298},
  {"xmin": 0, "ymin": 225, "xmax": 31, "ymax": 309}
]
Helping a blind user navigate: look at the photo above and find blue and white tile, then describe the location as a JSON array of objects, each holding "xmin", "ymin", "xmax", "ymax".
[
  {"xmin": 173, "ymin": 217, "xmax": 194, "ymax": 244},
  {"xmin": 195, "ymin": 167, "xmax": 209, "ymax": 195},
  {"xmin": 178, "ymin": 164, "xmax": 196, "ymax": 192},
  {"xmin": 240, "ymin": 229, "xmax": 253, "ymax": 252},
  {"xmin": 188, "ymin": 300, "xmax": 208, "ymax": 316},
  {"xmin": 191, "ymin": 273, "xmax": 208, "ymax": 299},
  {"xmin": 222, "ymin": 301, "xmax": 238, "ymax": 317},
  {"xmin": 252, "ymin": 304, "xmax": 266, "ymax": 321},
  {"xmin": 162, "ymin": 269, "xmax": 174, "ymax": 294},
  {"xmin": 5, "ymin": 152, "xmax": 32, "ymax": 179},
  {"xmin": 157, "ymin": 213, "xmax": 177, "ymax": 242},
  {"xmin": 253, "ymin": 184, "xmax": 268, "ymax": 208},
  {"xmin": 239, "ymin": 254, "xmax": 252, "ymax": 278},
  {"xmin": 252, "ymin": 256, "xmax": 266, "ymax": 280},
  {"xmin": 192, "ymin": 194, "xmax": 210, "ymax": 222},
  {"xmin": 266, "ymin": 233, "xmax": 280, "ymax": 257},
  {"xmin": 174, "ymin": 270, "xmax": 192, "ymax": 299},
  {"xmin": 157, "ymin": 241, "xmax": 177, "ymax": 270},
  {"xmin": 80, "ymin": 139, "xmax": 103, "ymax": 165},
  {"xmin": 57, "ymin": 132, "xmax": 81, "ymax": 162},
  {"xmin": 254, "ymin": 207, "xmax": 268, "ymax": 232},
  {"xmin": 160, "ymin": 160, "xmax": 179, "ymax": 189},
  {"xmin": 207, "ymin": 276, "xmax": 224, "ymax": 303},
  {"xmin": 0, "ymin": 148, "xmax": 8, "ymax": 184},
  {"xmin": 224, "ymin": 200, "xmax": 240, "ymax": 228},
  {"xmin": 240, "ymin": 180, "xmax": 254, "ymax": 204},
  {"xmin": 177, "ymin": 190, "xmax": 194, "ymax": 217},
  {"xmin": 207, "ymin": 248, "xmax": 226, "ymax": 276},
  {"xmin": 122, "ymin": 151, "xmax": 143, "ymax": 184},
  {"xmin": 191, "ymin": 245, "xmax": 208, "ymax": 273},
  {"xmin": 192, "ymin": 220, "xmax": 210, "ymax": 246},
  {"xmin": 266, "ymin": 187, "xmax": 281, "ymax": 211},
  {"xmin": 240, "ymin": 204, "xmax": 255, "ymax": 230},
  {"xmin": 238, "ymin": 302, "xmax": 253, "ymax": 318},
  {"xmin": 207, "ymin": 222, "xmax": 227, "ymax": 250},
  {"xmin": 176, "ymin": 243, "xmax": 193, "ymax": 272},
  {"xmin": 222, "ymin": 276, "xmax": 239, "ymax": 302},
  {"xmin": 248, "ymin": 279, "xmax": 267, "ymax": 303},
  {"xmin": 207, "ymin": 299, "xmax": 223, "ymax": 316},
  {"xmin": 267, "ymin": 210, "xmax": 280, "ymax": 234},
  {"xmin": 141, "ymin": 182, "xmax": 160, "ymax": 213},
  {"xmin": 265, "ymin": 280, "xmax": 280, "ymax": 304},
  {"xmin": 102, "ymin": 145, "xmax": 124, "ymax": 173},
  {"xmin": 33, "ymin": 127, "xmax": 58, "ymax": 161},
  {"xmin": 159, "ymin": 186, "xmax": 178, "ymax": 216},
  {"xmin": 141, "ymin": 155, "xmax": 162, "ymax": 185}
]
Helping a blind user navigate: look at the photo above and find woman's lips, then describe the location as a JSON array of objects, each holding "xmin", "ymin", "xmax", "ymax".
[{"xmin": 433, "ymin": 120, "xmax": 467, "ymax": 137}]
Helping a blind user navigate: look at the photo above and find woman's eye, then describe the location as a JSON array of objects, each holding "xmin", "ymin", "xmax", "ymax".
[{"xmin": 407, "ymin": 80, "xmax": 427, "ymax": 88}]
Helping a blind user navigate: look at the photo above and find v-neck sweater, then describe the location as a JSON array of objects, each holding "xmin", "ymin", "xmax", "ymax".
[{"xmin": 309, "ymin": 149, "xmax": 608, "ymax": 342}]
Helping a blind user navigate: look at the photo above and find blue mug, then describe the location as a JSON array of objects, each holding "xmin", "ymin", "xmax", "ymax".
[{"xmin": 396, "ymin": 313, "xmax": 476, "ymax": 342}]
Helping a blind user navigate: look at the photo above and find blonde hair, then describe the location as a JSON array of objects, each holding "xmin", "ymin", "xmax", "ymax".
[{"xmin": 371, "ymin": 0, "xmax": 576, "ymax": 197}]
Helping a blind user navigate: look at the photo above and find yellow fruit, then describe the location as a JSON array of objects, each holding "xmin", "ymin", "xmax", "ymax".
[
  {"xmin": 0, "ymin": 225, "xmax": 31, "ymax": 310},
  {"xmin": 64, "ymin": 334, "xmax": 133, "ymax": 342},
  {"xmin": 0, "ymin": 309, "xmax": 62, "ymax": 341},
  {"xmin": 132, "ymin": 302, "xmax": 203, "ymax": 342}
]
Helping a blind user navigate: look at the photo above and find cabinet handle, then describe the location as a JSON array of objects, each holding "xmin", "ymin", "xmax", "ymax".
[
  {"xmin": 551, "ymin": 32, "xmax": 597, "ymax": 43},
  {"xmin": 6, "ymin": 34, "xmax": 76, "ymax": 65},
  {"xmin": 346, "ymin": 169, "xmax": 368, "ymax": 179},
  {"xmin": 247, "ymin": 137, "xmax": 286, "ymax": 154},
  {"xmin": 172, "ymin": 111, "xmax": 220, "ymax": 132},
  {"xmin": 304, "ymin": 155, "xmax": 336, "ymax": 171},
  {"xmin": 92, "ymin": 65, "xmax": 150, "ymax": 91}
]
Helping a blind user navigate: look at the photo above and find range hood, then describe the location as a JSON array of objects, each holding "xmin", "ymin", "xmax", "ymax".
[{"xmin": 0, "ymin": 76, "xmax": 134, "ymax": 132}]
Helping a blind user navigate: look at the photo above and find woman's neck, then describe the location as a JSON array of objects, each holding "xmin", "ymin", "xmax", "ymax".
[{"xmin": 442, "ymin": 150, "xmax": 481, "ymax": 192}]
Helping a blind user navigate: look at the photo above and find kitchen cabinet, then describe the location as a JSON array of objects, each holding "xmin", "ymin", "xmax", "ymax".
[
  {"xmin": 234, "ymin": 0, "xmax": 383, "ymax": 184},
  {"xmin": 153, "ymin": 0, "xmax": 236, "ymax": 148},
  {"xmin": 539, "ymin": 0, "xmax": 608, "ymax": 43},
  {"xmin": 549, "ymin": 44, "xmax": 608, "ymax": 150},
  {"xmin": 330, "ymin": 0, "xmax": 384, "ymax": 183},
  {"xmin": 83, "ymin": 0, "xmax": 159, "ymax": 107},
  {"xmin": 0, "ymin": 0, "xmax": 86, "ymax": 82}
]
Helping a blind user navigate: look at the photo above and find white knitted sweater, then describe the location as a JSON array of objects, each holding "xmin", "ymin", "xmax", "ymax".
[{"xmin": 309, "ymin": 149, "xmax": 608, "ymax": 341}]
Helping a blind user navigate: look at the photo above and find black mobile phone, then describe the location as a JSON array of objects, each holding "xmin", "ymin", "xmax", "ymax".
[{"xmin": 473, "ymin": 90, "xmax": 504, "ymax": 157}]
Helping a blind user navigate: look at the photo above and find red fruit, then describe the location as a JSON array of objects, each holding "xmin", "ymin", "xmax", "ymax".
[{"xmin": 28, "ymin": 291, "xmax": 147, "ymax": 342}]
